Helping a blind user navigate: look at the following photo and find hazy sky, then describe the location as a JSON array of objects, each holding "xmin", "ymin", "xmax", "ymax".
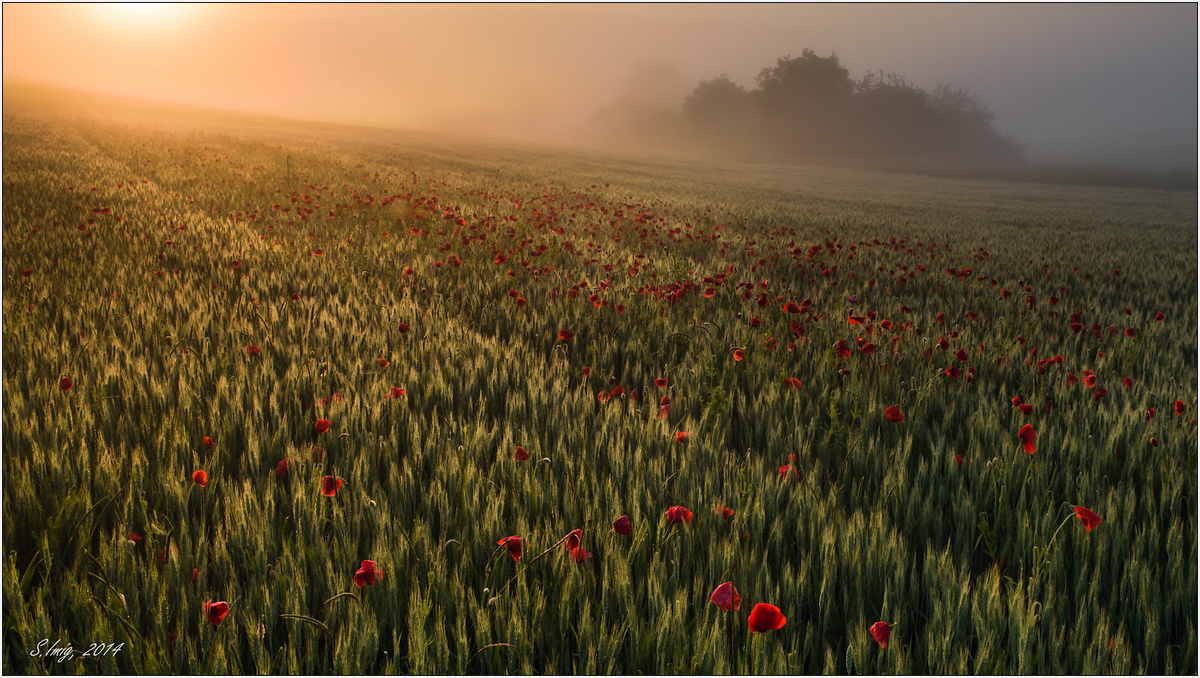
[{"xmin": 4, "ymin": 3, "xmax": 1196, "ymax": 167}]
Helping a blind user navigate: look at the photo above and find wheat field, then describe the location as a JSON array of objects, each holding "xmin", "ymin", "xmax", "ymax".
[{"xmin": 2, "ymin": 88, "xmax": 1196, "ymax": 674}]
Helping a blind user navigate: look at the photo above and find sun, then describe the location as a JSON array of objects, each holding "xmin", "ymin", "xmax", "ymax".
[{"xmin": 92, "ymin": 3, "xmax": 192, "ymax": 31}]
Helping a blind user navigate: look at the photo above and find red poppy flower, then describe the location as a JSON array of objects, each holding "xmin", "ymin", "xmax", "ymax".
[
  {"xmin": 870, "ymin": 621, "xmax": 891, "ymax": 648},
  {"xmin": 785, "ymin": 301, "xmax": 801, "ymax": 313},
  {"xmin": 1093, "ymin": 386, "xmax": 1108, "ymax": 401},
  {"xmin": 377, "ymin": 358, "xmax": 390, "ymax": 367},
  {"xmin": 835, "ymin": 339, "xmax": 852, "ymax": 358},
  {"xmin": 563, "ymin": 528, "xmax": 582, "ymax": 551},
  {"xmin": 945, "ymin": 366, "xmax": 962, "ymax": 379},
  {"xmin": 710, "ymin": 582, "xmax": 741, "ymax": 612},
  {"xmin": 1123, "ymin": 327, "xmax": 1136, "ymax": 338},
  {"xmin": 1122, "ymin": 377, "xmax": 1133, "ymax": 389},
  {"xmin": 783, "ymin": 377, "xmax": 802, "ymax": 390},
  {"xmin": 232, "ymin": 260, "xmax": 242, "ymax": 269},
  {"xmin": 514, "ymin": 446, "xmax": 530, "ymax": 462},
  {"xmin": 192, "ymin": 470, "xmax": 208, "ymax": 487},
  {"xmin": 954, "ymin": 454, "xmax": 964, "ymax": 466},
  {"xmin": 1151, "ymin": 437, "xmax": 1159, "ymax": 447},
  {"xmin": 597, "ymin": 391, "xmax": 611, "ymax": 403},
  {"xmin": 1018, "ymin": 423, "xmax": 1036, "ymax": 454},
  {"xmin": 21, "ymin": 269, "xmax": 32, "ymax": 277},
  {"xmin": 1011, "ymin": 396, "xmax": 1022, "ymax": 407},
  {"xmin": 1175, "ymin": 399, "xmax": 1186, "ymax": 416},
  {"xmin": 655, "ymin": 378, "xmax": 668, "ymax": 388},
  {"xmin": 884, "ymin": 405, "xmax": 904, "ymax": 423},
  {"xmin": 1083, "ymin": 374, "xmax": 1097, "ymax": 389},
  {"xmin": 314, "ymin": 419, "xmax": 331, "ymax": 434},
  {"xmin": 273, "ymin": 458, "xmax": 289, "ymax": 477},
  {"xmin": 558, "ymin": 330, "xmax": 574, "ymax": 342},
  {"xmin": 59, "ymin": 376, "xmax": 73, "ymax": 392},
  {"xmin": 779, "ymin": 453, "xmax": 799, "ymax": 481},
  {"xmin": 716, "ymin": 506, "xmax": 734, "ymax": 519},
  {"xmin": 665, "ymin": 506, "xmax": 693, "ymax": 524},
  {"xmin": 190, "ymin": 568, "xmax": 200, "ymax": 583},
  {"xmin": 384, "ymin": 386, "xmax": 406, "ymax": 399},
  {"xmin": 570, "ymin": 545, "xmax": 593, "ymax": 563},
  {"xmin": 610, "ymin": 385, "xmax": 626, "ymax": 398},
  {"xmin": 1066, "ymin": 373, "xmax": 1079, "ymax": 386},
  {"xmin": 673, "ymin": 431, "xmax": 690, "ymax": 444},
  {"xmin": 612, "ymin": 515, "xmax": 631, "ymax": 535},
  {"xmin": 848, "ymin": 315, "xmax": 867, "ymax": 325},
  {"xmin": 204, "ymin": 600, "xmax": 230, "ymax": 626},
  {"xmin": 320, "ymin": 476, "xmax": 343, "ymax": 497},
  {"xmin": 1074, "ymin": 506, "xmax": 1103, "ymax": 532},
  {"xmin": 955, "ymin": 348, "xmax": 968, "ymax": 362},
  {"xmin": 245, "ymin": 345, "xmax": 261, "ymax": 357},
  {"xmin": 498, "ymin": 536, "xmax": 523, "ymax": 562},
  {"xmin": 748, "ymin": 603, "xmax": 786, "ymax": 632},
  {"xmin": 1155, "ymin": 312, "xmax": 1164, "ymax": 322},
  {"xmin": 353, "ymin": 560, "xmax": 384, "ymax": 588},
  {"xmin": 1017, "ymin": 403, "xmax": 1033, "ymax": 416},
  {"xmin": 733, "ymin": 349, "xmax": 745, "ymax": 362},
  {"xmin": 398, "ymin": 322, "xmax": 410, "ymax": 333},
  {"xmin": 203, "ymin": 436, "xmax": 214, "ymax": 449},
  {"xmin": 1145, "ymin": 408, "xmax": 1155, "ymax": 421},
  {"xmin": 128, "ymin": 531, "xmax": 143, "ymax": 544}
]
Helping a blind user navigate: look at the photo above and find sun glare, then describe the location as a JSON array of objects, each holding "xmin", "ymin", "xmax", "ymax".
[{"xmin": 94, "ymin": 3, "xmax": 190, "ymax": 31}]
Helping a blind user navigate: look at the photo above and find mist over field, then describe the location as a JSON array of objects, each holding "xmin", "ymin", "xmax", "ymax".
[{"xmin": 3, "ymin": 3, "xmax": 1196, "ymax": 177}]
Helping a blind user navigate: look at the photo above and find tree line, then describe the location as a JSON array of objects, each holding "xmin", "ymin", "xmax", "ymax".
[{"xmin": 599, "ymin": 49, "xmax": 1025, "ymax": 169}]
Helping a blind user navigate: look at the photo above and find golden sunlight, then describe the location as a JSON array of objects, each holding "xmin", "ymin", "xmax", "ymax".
[{"xmin": 91, "ymin": 3, "xmax": 193, "ymax": 31}]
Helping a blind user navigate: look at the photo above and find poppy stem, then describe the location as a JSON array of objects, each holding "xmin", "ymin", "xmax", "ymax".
[
  {"xmin": 728, "ymin": 603, "xmax": 737, "ymax": 674},
  {"xmin": 1036, "ymin": 508, "xmax": 1079, "ymax": 582},
  {"xmin": 481, "ymin": 544, "xmax": 506, "ymax": 591},
  {"xmin": 492, "ymin": 534, "xmax": 570, "ymax": 598}
]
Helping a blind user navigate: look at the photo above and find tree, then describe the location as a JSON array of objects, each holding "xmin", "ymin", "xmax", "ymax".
[{"xmin": 753, "ymin": 49, "xmax": 856, "ymax": 160}]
